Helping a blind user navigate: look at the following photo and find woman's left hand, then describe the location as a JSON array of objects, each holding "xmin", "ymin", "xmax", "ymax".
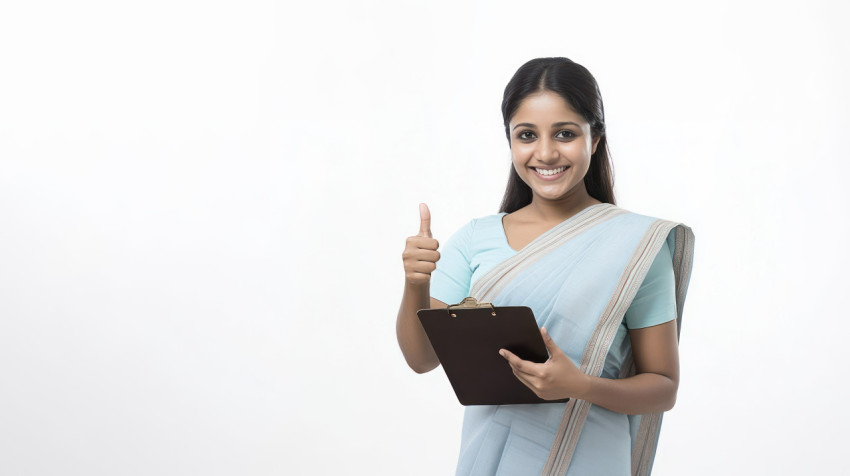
[{"xmin": 499, "ymin": 326, "xmax": 591, "ymax": 401}]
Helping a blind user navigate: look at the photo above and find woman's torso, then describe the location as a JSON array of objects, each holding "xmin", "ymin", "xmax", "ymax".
[{"xmin": 430, "ymin": 207, "xmax": 678, "ymax": 475}]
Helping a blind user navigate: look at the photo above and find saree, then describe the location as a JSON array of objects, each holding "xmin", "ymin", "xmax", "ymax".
[{"xmin": 452, "ymin": 203, "xmax": 695, "ymax": 476}]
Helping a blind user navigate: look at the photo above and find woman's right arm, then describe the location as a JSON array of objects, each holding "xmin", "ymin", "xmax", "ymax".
[
  {"xmin": 396, "ymin": 285, "xmax": 446, "ymax": 374},
  {"xmin": 396, "ymin": 203, "xmax": 447, "ymax": 374}
]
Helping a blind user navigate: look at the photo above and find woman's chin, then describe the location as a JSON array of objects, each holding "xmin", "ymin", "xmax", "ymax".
[{"xmin": 533, "ymin": 191, "xmax": 571, "ymax": 202}]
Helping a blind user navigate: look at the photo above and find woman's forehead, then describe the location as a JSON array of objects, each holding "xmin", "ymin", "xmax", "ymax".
[{"xmin": 511, "ymin": 92, "xmax": 587, "ymax": 127}]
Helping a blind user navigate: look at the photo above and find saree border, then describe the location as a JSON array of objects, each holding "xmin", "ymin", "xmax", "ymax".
[
  {"xmin": 540, "ymin": 219, "xmax": 695, "ymax": 476},
  {"xmin": 469, "ymin": 203, "xmax": 627, "ymax": 302},
  {"xmin": 628, "ymin": 223, "xmax": 695, "ymax": 476}
]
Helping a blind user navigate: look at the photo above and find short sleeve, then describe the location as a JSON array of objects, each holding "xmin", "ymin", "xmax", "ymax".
[
  {"xmin": 429, "ymin": 219, "xmax": 476, "ymax": 305},
  {"xmin": 624, "ymin": 241, "xmax": 677, "ymax": 329}
]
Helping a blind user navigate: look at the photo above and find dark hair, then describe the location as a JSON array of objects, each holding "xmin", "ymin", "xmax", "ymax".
[{"xmin": 498, "ymin": 57, "xmax": 615, "ymax": 213}]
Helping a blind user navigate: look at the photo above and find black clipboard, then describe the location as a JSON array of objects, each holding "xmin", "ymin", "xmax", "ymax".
[{"xmin": 417, "ymin": 297, "xmax": 570, "ymax": 406}]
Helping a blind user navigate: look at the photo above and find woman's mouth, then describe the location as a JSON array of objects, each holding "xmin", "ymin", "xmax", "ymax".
[{"xmin": 532, "ymin": 166, "xmax": 569, "ymax": 180}]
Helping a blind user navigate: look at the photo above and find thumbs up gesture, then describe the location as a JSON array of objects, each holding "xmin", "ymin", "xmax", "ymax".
[{"xmin": 402, "ymin": 203, "xmax": 441, "ymax": 286}]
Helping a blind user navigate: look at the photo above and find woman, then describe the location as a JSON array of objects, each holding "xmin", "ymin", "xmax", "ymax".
[{"xmin": 396, "ymin": 57, "xmax": 695, "ymax": 476}]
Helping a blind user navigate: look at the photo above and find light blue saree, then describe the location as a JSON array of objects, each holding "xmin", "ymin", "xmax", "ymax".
[{"xmin": 445, "ymin": 203, "xmax": 695, "ymax": 476}]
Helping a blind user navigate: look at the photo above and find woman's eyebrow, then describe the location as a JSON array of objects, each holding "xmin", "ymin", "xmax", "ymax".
[{"xmin": 512, "ymin": 121, "xmax": 580, "ymax": 130}]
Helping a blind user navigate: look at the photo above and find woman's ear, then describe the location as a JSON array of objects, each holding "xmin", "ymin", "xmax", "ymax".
[{"xmin": 591, "ymin": 135, "xmax": 601, "ymax": 155}]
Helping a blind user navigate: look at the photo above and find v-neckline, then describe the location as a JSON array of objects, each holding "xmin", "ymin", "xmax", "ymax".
[{"xmin": 498, "ymin": 203, "xmax": 608, "ymax": 254}]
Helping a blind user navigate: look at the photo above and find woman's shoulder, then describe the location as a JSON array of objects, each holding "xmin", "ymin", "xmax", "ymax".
[
  {"xmin": 609, "ymin": 205, "xmax": 691, "ymax": 229},
  {"xmin": 607, "ymin": 206, "xmax": 695, "ymax": 253},
  {"xmin": 453, "ymin": 211, "xmax": 506, "ymax": 229},
  {"xmin": 472, "ymin": 211, "xmax": 507, "ymax": 225},
  {"xmin": 445, "ymin": 212, "xmax": 506, "ymax": 245}
]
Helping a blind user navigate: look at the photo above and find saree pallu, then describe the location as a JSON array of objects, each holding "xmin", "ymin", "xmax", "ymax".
[{"xmin": 456, "ymin": 204, "xmax": 695, "ymax": 476}]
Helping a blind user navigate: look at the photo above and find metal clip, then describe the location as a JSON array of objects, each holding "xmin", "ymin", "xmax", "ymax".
[{"xmin": 447, "ymin": 297, "xmax": 497, "ymax": 317}]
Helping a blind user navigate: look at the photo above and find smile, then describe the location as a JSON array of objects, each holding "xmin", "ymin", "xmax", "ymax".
[{"xmin": 532, "ymin": 166, "xmax": 569, "ymax": 179}]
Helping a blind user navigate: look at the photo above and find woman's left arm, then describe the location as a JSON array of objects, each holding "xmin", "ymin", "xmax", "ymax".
[
  {"xmin": 500, "ymin": 320, "xmax": 679, "ymax": 415},
  {"xmin": 579, "ymin": 319, "xmax": 679, "ymax": 414}
]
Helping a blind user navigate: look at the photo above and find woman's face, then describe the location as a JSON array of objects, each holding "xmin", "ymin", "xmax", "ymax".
[{"xmin": 508, "ymin": 90, "xmax": 601, "ymax": 205}]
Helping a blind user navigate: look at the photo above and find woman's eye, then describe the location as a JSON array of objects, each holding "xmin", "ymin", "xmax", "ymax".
[{"xmin": 517, "ymin": 130, "xmax": 574, "ymax": 140}]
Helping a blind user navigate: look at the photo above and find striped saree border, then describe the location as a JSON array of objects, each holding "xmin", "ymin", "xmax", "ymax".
[
  {"xmin": 541, "ymin": 220, "xmax": 693, "ymax": 476},
  {"xmin": 629, "ymin": 224, "xmax": 694, "ymax": 476},
  {"xmin": 469, "ymin": 203, "xmax": 626, "ymax": 302},
  {"xmin": 672, "ymin": 225, "xmax": 695, "ymax": 337},
  {"xmin": 631, "ymin": 412, "xmax": 663, "ymax": 475}
]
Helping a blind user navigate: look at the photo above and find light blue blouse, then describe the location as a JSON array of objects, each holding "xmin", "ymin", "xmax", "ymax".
[{"xmin": 430, "ymin": 212, "xmax": 677, "ymax": 379}]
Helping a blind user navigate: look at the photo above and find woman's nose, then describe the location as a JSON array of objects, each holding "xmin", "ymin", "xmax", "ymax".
[{"xmin": 535, "ymin": 137, "xmax": 559, "ymax": 161}]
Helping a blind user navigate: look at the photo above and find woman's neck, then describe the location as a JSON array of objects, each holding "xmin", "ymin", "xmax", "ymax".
[{"xmin": 524, "ymin": 190, "xmax": 602, "ymax": 223}]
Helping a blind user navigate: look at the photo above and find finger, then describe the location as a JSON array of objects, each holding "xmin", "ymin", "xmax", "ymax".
[
  {"xmin": 406, "ymin": 271, "xmax": 431, "ymax": 281},
  {"xmin": 510, "ymin": 366, "xmax": 539, "ymax": 394},
  {"xmin": 540, "ymin": 326, "xmax": 563, "ymax": 358},
  {"xmin": 403, "ymin": 247, "xmax": 440, "ymax": 262},
  {"xmin": 500, "ymin": 349, "xmax": 540, "ymax": 377},
  {"xmin": 418, "ymin": 203, "xmax": 432, "ymax": 238},
  {"xmin": 405, "ymin": 235, "xmax": 439, "ymax": 251},
  {"xmin": 415, "ymin": 249, "xmax": 440, "ymax": 262},
  {"xmin": 409, "ymin": 261, "xmax": 437, "ymax": 274}
]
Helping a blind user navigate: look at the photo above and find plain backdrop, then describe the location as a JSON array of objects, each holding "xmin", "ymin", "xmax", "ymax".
[{"xmin": 1, "ymin": 1, "xmax": 848, "ymax": 475}]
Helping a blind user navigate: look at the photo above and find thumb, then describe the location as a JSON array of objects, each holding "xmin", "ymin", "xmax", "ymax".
[
  {"xmin": 541, "ymin": 327, "xmax": 562, "ymax": 358},
  {"xmin": 418, "ymin": 203, "xmax": 432, "ymax": 238}
]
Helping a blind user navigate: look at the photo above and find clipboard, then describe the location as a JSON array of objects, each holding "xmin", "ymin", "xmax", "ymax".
[{"xmin": 417, "ymin": 297, "xmax": 570, "ymax": 406}]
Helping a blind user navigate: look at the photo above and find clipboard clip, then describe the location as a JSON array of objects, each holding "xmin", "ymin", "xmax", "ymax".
[{"xmin": 447, "ymin": 297, "xmax": 497, "ymax": 317}]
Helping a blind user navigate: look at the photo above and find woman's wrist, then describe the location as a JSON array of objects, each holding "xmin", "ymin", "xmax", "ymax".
[
  {"xmin": 574, "ymin": 373, "xmax": 594, "ymax": 400},
  {"xmin": 404, "ymin": 278, "xmax": 430, "ymax": 295}
]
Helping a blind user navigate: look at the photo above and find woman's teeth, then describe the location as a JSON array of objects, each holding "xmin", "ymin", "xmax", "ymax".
[{"xmin": 534, "ymin": 166, "xmax": 568, "ymax": 176}]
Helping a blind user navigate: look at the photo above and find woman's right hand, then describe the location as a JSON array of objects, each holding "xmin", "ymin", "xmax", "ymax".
[{"xmin": 402, "ymin": 203, "xmax": 441, "ymax": 286}]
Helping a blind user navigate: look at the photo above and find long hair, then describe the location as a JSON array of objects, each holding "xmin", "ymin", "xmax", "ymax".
[{"xmin": 498, "ymin": 57, "xmax": 615, "ymax": 213}]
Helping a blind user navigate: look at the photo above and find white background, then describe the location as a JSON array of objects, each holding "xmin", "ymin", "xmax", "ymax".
[{"xmin": 1, "ymin": 1, "xmax": 848, "ymax": 474}]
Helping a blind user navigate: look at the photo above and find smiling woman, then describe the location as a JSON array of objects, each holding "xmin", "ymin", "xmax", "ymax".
[
  {"xmin": 509, "ymin": 93, "xmax": 599, "ymax": 201},
  {"xmin": 396, "ymin": 57, "xmax": 695, "ymax": 476}
]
